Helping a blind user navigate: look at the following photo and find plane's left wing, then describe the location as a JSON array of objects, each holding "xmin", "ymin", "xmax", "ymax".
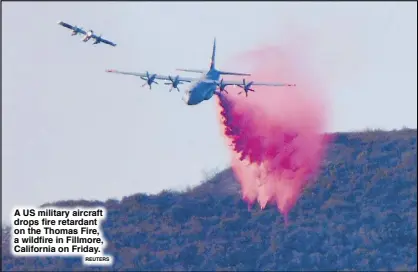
[
  {"xmin": 105, "ymin": 69, "xmax": 197, "ymax": 83},
  {"xmin": 92, "ymin": 34, "xmax": 117, "ymax": 47},
  {"xmin": 205, "ymin": 79, "xmax": 296, "ymax": 87},
  {"xmin": 99, "ymin": 38, "xmax": 117, "ymax": 47}
]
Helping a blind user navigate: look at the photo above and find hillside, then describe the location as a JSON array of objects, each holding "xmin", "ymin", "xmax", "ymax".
[{"xmin": 2, "ymin": 129, "xmax": 417, "ymax": 271}]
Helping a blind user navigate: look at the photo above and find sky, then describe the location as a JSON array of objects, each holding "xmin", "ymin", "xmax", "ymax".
[{"xmin": 2, "ymin": 2, "xmax": 417, "ymax": 222}]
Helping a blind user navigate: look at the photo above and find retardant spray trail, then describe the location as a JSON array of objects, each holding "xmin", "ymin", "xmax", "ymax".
[{"xmin": 215, "ymin": 45, "xmax": 331, "ymax": 224}]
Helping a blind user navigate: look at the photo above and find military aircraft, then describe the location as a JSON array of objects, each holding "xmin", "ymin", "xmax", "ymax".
[
  {"xmin": 106, "ymin": 38, "xmax": 295, "ymax": 105},
  {"xmin": 57, "ymin": 21, "xmax": 117, "ymax": 47}
]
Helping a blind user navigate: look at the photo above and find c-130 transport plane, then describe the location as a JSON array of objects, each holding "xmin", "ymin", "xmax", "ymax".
[{"xmin": 106, "ymin": 38, "xmax": 295, "ymax": 106}]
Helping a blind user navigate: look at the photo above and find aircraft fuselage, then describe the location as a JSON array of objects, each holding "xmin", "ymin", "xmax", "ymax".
[
  {"xmin": 182, "ymin": 70, "xmax": 220, "ymax": 106},
  {"xmin": 82, "ymin": 31, "xmax": 94, "ymax": 42}
]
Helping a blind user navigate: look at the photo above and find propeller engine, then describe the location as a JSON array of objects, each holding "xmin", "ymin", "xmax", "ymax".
[
  {"xmin": 71, "ymin": 26, "xmax": 81, "ymax": 36},
  {"xmin": 140, "ymin": 71, "xmax": 158, "ymax": 89},
  {"xmin": 216, "ymin": 79, "xmax": 229, "ymax": 94},
  {"xmin": 93, "ymin": 34, "xmax": 102, "ymax": 44},
  {"xmin": 164, "ymin": 76, "xmax": 183, "ymax": 92},
  {"xmin": 237, "ymin": 79, "xmax": 255, "ymax": 97}
]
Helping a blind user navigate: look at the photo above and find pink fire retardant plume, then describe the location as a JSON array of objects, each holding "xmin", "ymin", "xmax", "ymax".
[{"xmin": 215, "ymin": 44, "xmax": 331, "ymax": 225}]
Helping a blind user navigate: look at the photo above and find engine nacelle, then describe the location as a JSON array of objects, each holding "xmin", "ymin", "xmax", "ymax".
[
  {"xmin": 93, "ymin": 35, "xmax": 102, "ymax": 44},
  {"xmin": 140, "ymin": 72, "xmax": 158, "ymax": 89}
]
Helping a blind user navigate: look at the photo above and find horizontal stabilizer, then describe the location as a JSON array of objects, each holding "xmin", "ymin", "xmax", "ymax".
[
  {"xmin": 218, "ymin": 70, "xmax": 251, "ymax": 76},
  {"xmin": 176, "ymin": 69, "xmax": 206, "ymax": 73}
]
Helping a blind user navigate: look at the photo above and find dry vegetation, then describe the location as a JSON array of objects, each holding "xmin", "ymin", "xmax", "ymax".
[{"xmin": 2, "ymin": 128, "xmax": 417, "ymax": 271}]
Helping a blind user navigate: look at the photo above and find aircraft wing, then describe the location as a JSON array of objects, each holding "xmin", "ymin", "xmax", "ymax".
[
  {"xmin": 205, "ymin": 79, "xmax": 296, "ymax": 87},
  {"xmin": 57, "ymin": 21, "xmax": 86, "ymax": 35},
  {"xmin": 91, "ymin": 34, "xmax": 117, "ymax": 47},
  {"xmin": 99, "ymin": 38, "xmax": 117, "ymax": 47},
  {"xmin": 105, "ymin": 69, "xmax": 197, "ymax": 83}
]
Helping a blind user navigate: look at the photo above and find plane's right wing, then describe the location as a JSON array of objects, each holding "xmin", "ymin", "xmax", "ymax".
[
  {"xmin": 57, "ymin": 21, "xmax": 86, "ymax": 35},
  {"xmin": 57, "ymin": 21, "xmax": 74, "ymax": 30},
  {"xmin": 105, "ymin": 69, "xmax": 198, "ymax": 83}
]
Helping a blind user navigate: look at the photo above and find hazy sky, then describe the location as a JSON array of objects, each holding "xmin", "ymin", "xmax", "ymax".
[{"xmin": 2, "ymin": 2, "xmax": 417, "ymax": 222}]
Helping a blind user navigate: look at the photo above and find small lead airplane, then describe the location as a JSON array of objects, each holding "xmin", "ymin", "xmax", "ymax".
[
  {"xmin": 106, "ymin": 38, "xmax": 295, "ymax": 105},
  {"xmin": 57, "ymin": 21, "xmax": 117, "ymax": 47}
]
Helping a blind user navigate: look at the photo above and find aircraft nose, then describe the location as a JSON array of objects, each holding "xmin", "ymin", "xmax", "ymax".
[
  {"xmin": 183, "ymin": 90, "xmax": 192, "ymax": 105},
  {"xmin": 182, "ymin": 92, "xmax": 190, "ymax": 104}
]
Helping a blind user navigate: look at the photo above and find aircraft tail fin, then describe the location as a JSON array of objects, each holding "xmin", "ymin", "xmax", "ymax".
[
  {"xmin": 210, "ymin": 37, "xmax": 216, "ymax": 70},
  {"xmin": 176, "ymin": 38, "xmax": 250, "ymax": 76},
  {"xmin": 211, "ymin": 37, "xmax": 250, "ymax": 76}
]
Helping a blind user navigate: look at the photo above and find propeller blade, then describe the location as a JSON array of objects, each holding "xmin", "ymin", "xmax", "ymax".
[{"xmin": 176, "ymin": 87, "xmax": 180, "ymax": 92}]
